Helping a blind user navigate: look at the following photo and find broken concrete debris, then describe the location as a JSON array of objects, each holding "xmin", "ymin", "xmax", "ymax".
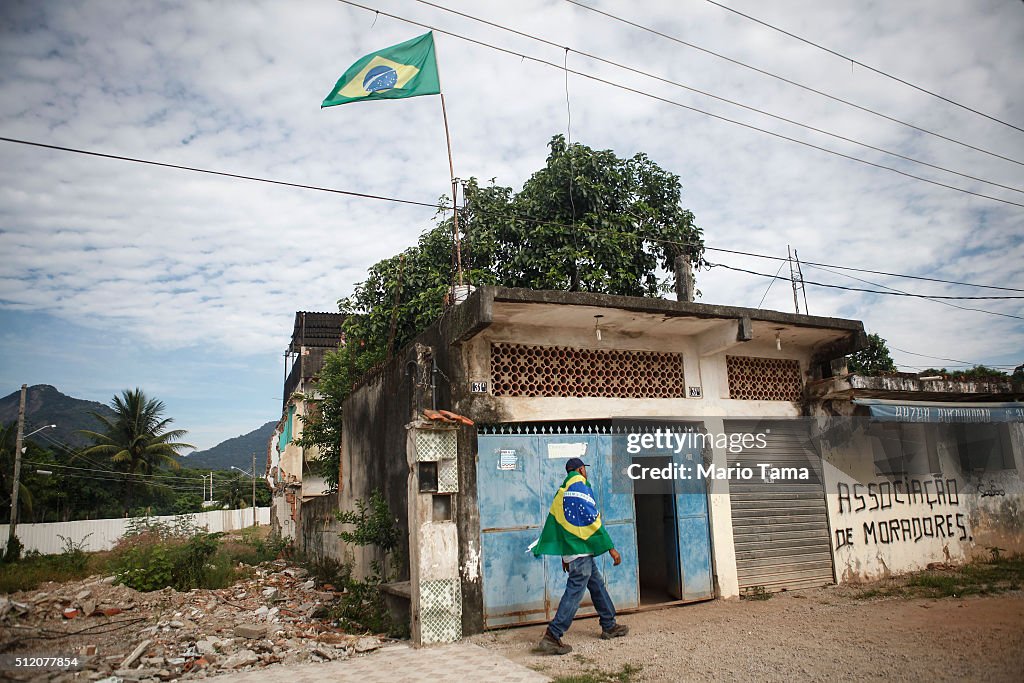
[{"xmin": 1, "ymin": 559, "xmax": 389, "ymax": 681}]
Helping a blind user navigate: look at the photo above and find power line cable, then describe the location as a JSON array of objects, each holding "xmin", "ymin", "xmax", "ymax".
[
  {"xmin": 799, "ymin": 261, "xmax": 1024, "ymax": 322},
  {"xmin": 563, "ymin": 0, "xmax": 1024, "ymax": 167},
  {"xmin": 409, "ymin": 0, "xmax": 1023, "ymax": 194},
  {"xmin": 333, "ymin": 1, "xmax": 1024, "ymax": 209},
  {"xmin": 703, "ymin": 0, "xmax": 1024, "ymax": 134},
  {"xmin": 0, "ymin": 137, "xmax": 442, "ymax": 210},
  {"xmin": 708, "ymin": 262, "xmax": 1024, "ymax": 321},
  {"xmin": 886, "ymin": 345, "xmax": 1017, "ymax": 369},
  {"xmin": 2, "ymin": 133, "xmax": 1019, "ymax": 294}
]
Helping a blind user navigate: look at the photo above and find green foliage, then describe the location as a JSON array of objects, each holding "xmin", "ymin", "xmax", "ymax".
[
  {"xmin": 336, "ymin": 490, "xmax": 401, "ymax": 558},
  {"xmin": 55, "ymin": 534, "xmax": 92, "ymax": 572},
  {"xmin": 329, "ymin": 490, "xmax": 406, "ymax": 636},
  {"xmin": 855, "ymin": 554, "xmax": 1024, "ymax": 599},
  {"xmin": 216, "ymin": 474, "xmax": 250, "ymax": 510},
  {"xmin": 919, "ymin": 365, "xmax": 1009, "ymax": 381},
  {"xmin": 2, "ymin": 535, "xmax": 23, "ymax": 563},
  {"xmin": 77, "ymin": 388, "xmax": 194, "ymax": 514},
  {"xmin": 740, "ymin": 585, "xmax": 772, "ymax": 600},
  {"xmin": 1013, "ymin": 363, "xmax": 1023, "ymax": 382},
  {"xmin": 846, "ymin": 332, "xmax": 897, "ymax": 376},
  {"xmin": 553, "ymin": 663, "xmax": 643, "ymax": 683},
  {"xmin": 300, "ymin": 135, "xmax": 704, "ymax": 486},
  {"xmin": 0, "ymin": 544, "xmax": 110, "ymax": 593},
  {"xmin": 111, "ymin": 515, "xmax": 230, "ymax": 591}
]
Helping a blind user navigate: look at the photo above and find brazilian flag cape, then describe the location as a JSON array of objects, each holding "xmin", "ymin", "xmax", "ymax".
[{"xmin": 532, "ymin": 472, "xmax": 614, "ymax": 557}]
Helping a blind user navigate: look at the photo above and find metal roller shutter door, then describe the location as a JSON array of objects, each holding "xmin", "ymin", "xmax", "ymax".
[{"xmin": 726, "ymin": 420, "xmax": 835, "ymax": 592}]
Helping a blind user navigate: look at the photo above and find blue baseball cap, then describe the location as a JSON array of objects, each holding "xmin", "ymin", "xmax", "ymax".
[{"xmin": 565, "ymin": 457, "xmax": 590, "ymax": 473}]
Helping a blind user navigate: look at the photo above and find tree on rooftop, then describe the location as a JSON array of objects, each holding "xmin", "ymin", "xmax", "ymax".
[
  {"xmin": 846, "ymin": 333, "xmax": 897, "ymax": 376},
  {"xmin": 299, "ymin": 135, "xmax": 704, "ymax": 488}
]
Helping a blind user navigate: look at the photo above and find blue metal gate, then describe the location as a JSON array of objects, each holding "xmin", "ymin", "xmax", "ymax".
[{"xmin": 477, "ymin": 424, "xmax": 713, "ymax": 629}]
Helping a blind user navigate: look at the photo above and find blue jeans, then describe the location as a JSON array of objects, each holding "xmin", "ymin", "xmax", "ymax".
[{"xmin": 548, "ymin": 556, "xmax": 617, "ymax": 638}]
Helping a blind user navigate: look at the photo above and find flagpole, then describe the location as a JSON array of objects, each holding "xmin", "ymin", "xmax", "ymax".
[{"xmin": 437, "ymin": 80, "xmax": 464, "ymax": 288}]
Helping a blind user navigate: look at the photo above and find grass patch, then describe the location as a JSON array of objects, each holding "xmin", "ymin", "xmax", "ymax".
[
  {"xmin": 553, "ymin": 664, "xmax": 642, "ymax": 683},
  {"xmin": 740, "ymin": 585, "xmax": 772, "ymax": 600},
  {"xmin": 0, "ymin": 549, "xmax": 112, "ymax": 594},
  {"xmin": 854, "ymin": 554, "xmax": 1024, "ymax": 600}
]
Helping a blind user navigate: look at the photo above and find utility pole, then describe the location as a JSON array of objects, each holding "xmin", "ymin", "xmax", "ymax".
[
  {"xmin": 251, "ymin": 452, "xmax": 257, "ymax": 527},
  {"xmin": 674, "ymin": 254, "xmax": 694, "ymax": 303},
  {"xmin": 787, "ymin": 245, "xmax": 801, "ymax": 314},
  {"xmin": 210, "ymin": 470, "xmax": 214, "ymax": 504},
  {"xmin": 6, "ymin": 385, "xmax": 27, "ymax": 556}
]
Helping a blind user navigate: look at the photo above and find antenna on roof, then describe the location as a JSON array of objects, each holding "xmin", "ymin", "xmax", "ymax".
[{"xmin": 788, "ymin": 245, "xmax": 808, "ymax": 314}]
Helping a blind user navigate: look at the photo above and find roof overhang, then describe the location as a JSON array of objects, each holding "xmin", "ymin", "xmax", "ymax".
[{"xmin": 443, "ymin": 286, "xmax": 866, "ymax": 361}]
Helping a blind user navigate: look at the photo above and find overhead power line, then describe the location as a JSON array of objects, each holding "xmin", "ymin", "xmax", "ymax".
[
  {"xmin": 334, "ymin": 1, "xmax": 1024, "ymax": 209},
  {"xmin": 412, "ymin": 0, "xmax": 1021, "ymax": 195},
  {"xmin": 3, "ymin": 133, "xmax": 1019, "ymax": 296},
  {"xmin": 886, "ymin": 346, "xmax": 1017, "ymax": 369},
  {"xmin": 563, "ymin": 0, "xmax": 1024, "ymax": 167},
  {"xmin": 709, "ymin": 262, "xmax": 1024, "ymax": 320},
  {"xmin": 0, "ymin": 137, "xmax": 442, "ymax": 210},
  {"xmin": 703, "ymin": 0, "xmax": 1024, "ymax": 134},
  {"xmin": 799, "ymin": 260, "xmax": 1024, "ymax": 322}
]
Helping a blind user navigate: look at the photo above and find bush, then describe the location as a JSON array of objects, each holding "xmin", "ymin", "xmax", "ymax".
[{"xmin": 111, "ymin": 515, "xmax": 229, "ymax": 591}]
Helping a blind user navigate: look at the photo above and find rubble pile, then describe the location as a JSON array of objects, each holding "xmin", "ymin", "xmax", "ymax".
[{"xmin": 0, "ymin": 560, "xmax": 385, "ymax": 682}]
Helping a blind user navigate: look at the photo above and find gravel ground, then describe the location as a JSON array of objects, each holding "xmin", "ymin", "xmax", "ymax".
[{"xmin": 472, "ymin": 587, "xmax": 1024, "ymax": 682}]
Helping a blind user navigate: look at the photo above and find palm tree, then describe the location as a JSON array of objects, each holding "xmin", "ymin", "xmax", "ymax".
[
  {"xmin": 78, "ymin": 389, "xmax": 194, "ymax": 512},
  {"xmin": 215, "ymin": 474, "xmax": 249, "ymax": 510}
]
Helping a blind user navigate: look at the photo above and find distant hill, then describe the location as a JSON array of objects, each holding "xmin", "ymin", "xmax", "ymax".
[
  {"xmin": 0, "ymin": 384, "xmax": 116, "ymax": 450},
  {"xmin": 182, "ymin": 421, "xmax": 276, "ymax": 471}
]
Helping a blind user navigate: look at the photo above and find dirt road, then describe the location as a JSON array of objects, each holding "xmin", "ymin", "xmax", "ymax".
[{"xmin": 472, "ymin": 588, "xmax": 1024, "ymax": 682}]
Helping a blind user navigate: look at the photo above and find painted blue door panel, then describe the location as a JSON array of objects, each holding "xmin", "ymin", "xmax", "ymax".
[
  {"xmin": 478, "ymin": 430, "xmax": 712, "ymax": 629},
  {"xmin": 677, "ymin": 516, "xmax": 713, "ymax": 599},
  {"xmin": 544, "ymin": 554, "xmax": 596, "ymax": 619},
  {"xmin": 480, "ymin": 529, "xmax": 547, "ymax": 626},
  {"xmin": 673, "ymin": 449, "xmax": 713, "ymax": 601},
  {"xmin": 477, "ymin": 436, "xmax": 542, "ymax": 531},
  {"xmin": 593, "ymin": 434, "xmax": 634, "ymax": 523},
  {"xmin": 599, "ymin": 521, "xmax": 640, "ymax": 610}
]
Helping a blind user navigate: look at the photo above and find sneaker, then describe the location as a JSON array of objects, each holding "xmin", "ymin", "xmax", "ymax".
[
  {"xmin": 537, "ymin": 629, "xmax": 573, "ymax": 655},
  {"xmin": 600, "ymin": 624, "xmax": 630, "ymax": 640}
]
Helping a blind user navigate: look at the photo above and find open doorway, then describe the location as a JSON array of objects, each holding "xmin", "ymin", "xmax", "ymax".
[{"xmin": 632, "ymin": 456, "xmax": 681, "ymax": 604}]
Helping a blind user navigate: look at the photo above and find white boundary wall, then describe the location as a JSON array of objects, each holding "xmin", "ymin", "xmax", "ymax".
[{"xmin": 0, "ymin": 507, "xmax": 271, "ymax": 556}]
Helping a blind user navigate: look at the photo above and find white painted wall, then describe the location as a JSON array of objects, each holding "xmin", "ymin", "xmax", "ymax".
[
  {"xmin": 820, "ymin": 421, "xmax": 1024, "ymax": 582},
  {"xmin": 1, "ymin": 507, "xmax": 271, "ymax": 556}
]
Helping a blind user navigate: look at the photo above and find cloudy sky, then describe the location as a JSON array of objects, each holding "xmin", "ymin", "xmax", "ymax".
[{"xmin": 1, "ymin": 0, "xmax": 1021, "ymax": 450}]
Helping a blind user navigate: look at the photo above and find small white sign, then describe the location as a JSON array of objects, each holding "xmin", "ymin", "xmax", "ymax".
[
  {"xmin": 688, "ymin": 386, "xmax": 703, "ymax": 399},
  {"xmin": 547, "ymin": 442, "xmax": 588, "ymax": 459},
  {"xmin": 498, "ymin": 449, "xmax": 518, "ymax": 470},
  {"xmin": 471, "ymin": 381, "xmax": 488, "ymax": 393}
]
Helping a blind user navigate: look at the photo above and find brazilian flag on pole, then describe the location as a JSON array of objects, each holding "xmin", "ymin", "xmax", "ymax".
[
  {"xmin": 532, "ymin": 472, "xmax": 615, "ymax": 557},
  {"xmin": 322, "ymin": 32, "xmax": 441, "ymax": 107}
]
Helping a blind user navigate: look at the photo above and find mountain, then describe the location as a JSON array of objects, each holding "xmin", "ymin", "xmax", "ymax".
[
  {"xmin": 182, "ymin": 421, "xmax": 277, "ymax": 472},
  {"xmin": 0, "ymin": 384, "xmax": 116, "ymax": 450}
]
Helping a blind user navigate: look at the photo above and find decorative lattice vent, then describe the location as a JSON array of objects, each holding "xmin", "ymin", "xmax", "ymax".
[
  {"xmin": 726, "ymin": 356, "xmax": 802, "ymax": 401},
  {"xmin": 490, "ymin": 343, "xmax": 685, "ymax": 398},
  {"xmin": 438, "ymin": 458, "xmax": 458, "ymax": 493},
  {"xmin": 420, "ymin": 578, "xmax": 462, "ymax": 644},
  {"xmin": 415, "ymin": 429, "xmax": 458, "ymax": 462}
]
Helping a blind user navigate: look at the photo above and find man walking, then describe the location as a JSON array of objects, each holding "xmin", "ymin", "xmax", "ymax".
[{"xmin": 532, "ymin": 457, "xmax": 629, "ymax": 655}]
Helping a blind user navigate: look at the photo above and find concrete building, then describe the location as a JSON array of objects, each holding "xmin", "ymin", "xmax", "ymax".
[
  {"xmin": 269, "ymin": 311, "xmax": 344, "ymax": 541},
  {"xmin": 314, "ymin": 286, "xmax": 1023, "ymax": 645},
  {"xmin": 809, "ymin": 373, "xmax": 1024, "ymax": 583}
]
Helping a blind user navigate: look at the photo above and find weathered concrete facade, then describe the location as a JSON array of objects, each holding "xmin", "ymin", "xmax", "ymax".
[
  {"xmin": 811, "ymin": 374, "xmax": 1024, "ymax": 582},
  {"xmin": 269, "ymin": 312, "xmax": 344, "ymax": 541},
  {"xmin": 339, "ymin": 287, "xmax": 869, "ymax": 639}
]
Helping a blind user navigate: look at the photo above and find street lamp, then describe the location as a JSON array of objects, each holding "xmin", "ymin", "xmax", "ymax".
[
  {"xmin": 7, "ymin": 420, "xmax": 56, "ymax": 555},
  {"xmin": 231, "ymin": 461, "xmax": 258, "ymax": 528}
]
